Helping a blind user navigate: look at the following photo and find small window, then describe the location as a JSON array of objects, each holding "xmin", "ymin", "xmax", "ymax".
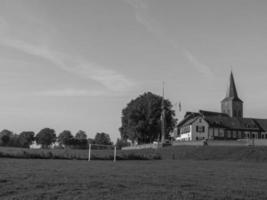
[{"xmin": 196, "ymin": 126, "xmax": 205, "ymax": 133}]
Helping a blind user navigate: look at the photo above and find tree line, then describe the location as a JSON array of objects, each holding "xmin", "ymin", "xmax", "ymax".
[
  {"xmin": 0, "ymin": 92, "xmax": 176, "ymax": 150},
  {"xmin": 0, "ymin": 128, "xmax": 128, "ymax": 149}
]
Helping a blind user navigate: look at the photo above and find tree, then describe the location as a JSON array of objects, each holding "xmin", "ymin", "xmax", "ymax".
[
  {"xmin": 75, "ymin": 130, "xmax": 87, "ymax": 140},
  {"xmin": 18, "ymin": 131, "xmax": 35, "ymax": 148},
  {"xmin": 35, "ymin": 128, "xmax": 56, "ymax": 149},
  {"xmin": 1, "ymin": 135, "xmax": 10, "ymax": 146},
  {"xmin": 87, "ymin": 138, "xmax": 94, "ymax": 144},
  {"xmin": 8, "ymin": 134, "xmax": 20, "ymax": 147},
  {"xmin": 116, "ymin": 138, "xmax": 130, "ymax": 150},
  {"xmin": 119, "ymin": 92, "xmax": 176, "ymax": 144},
  {"xmin": 94, "ymin": 132, "xmax": 112, "ymax": 145},
  {"xmin": 57, "ymin": 130, "xmax": 73, "ymax": 147},
  {"xmin": 0, "ymin": 129, "xmax": 13, "ymax": 146}
]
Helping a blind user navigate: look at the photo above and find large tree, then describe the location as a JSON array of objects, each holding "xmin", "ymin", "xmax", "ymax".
[
  {"xmin": 119, "ymin": 92, "xmax": 176, "ymax": 144},
  {"xmin": 18, "ymin": 131, "xmax": 35, "ymax": 148},
  {"xmin": 57, "ymin": 130, "xmax": 73, "ymax": 147},
  {"xmin": 35, "ymin": 128, "xmax": 56, "ymax": 149},
  {"xmin": 94, "ymin": 132, "xmax": 112, "ymax": 145},
  {"xmin": 75, "ymin": 130, "xmax": 87, "ymax": 140},
  {"xmin": 0, "ymin": 129, "xmax": 13, "ymax": 146}
]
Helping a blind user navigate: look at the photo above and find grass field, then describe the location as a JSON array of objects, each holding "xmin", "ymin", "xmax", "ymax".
[{"xmin": 1, "ymin": 159, "xmax": 267, "ymax": 200}]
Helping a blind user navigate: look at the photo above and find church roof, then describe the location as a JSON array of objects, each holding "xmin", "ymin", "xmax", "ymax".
[
  {"xmin": 253, "ymin": 119, "xmax": 267, "ymax": 132},
  {"xmin": 222, "ymin": 72, "xmax": 243, "ymax": 103},
  {"xmin": 178, "ymin": 110, "xmax": 263, "ymax": 131},
  {"xmin": 204, "ymin": 115, "xmax": 259, "ymax": 131},
  {"xmin": 199, "ymin": 110, "xmax": 229, "ymax": 117}
]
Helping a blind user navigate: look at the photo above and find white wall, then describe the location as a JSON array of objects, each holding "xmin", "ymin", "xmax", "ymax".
[
  {"xmin": 177, "ymin": 125, "xmax": 192, "ymax": 141},
  {"xmin": 177, "ymin": 117, "xmax": 209, "ymax": 141},
  {"xmin": 191, "ymin": 117, "xmax": 209, "ymax": 141}
]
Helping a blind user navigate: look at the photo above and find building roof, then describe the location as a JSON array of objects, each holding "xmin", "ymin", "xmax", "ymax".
[
  {"xmin": 221, "ymin": 72, "xmax": 243, "ymax": 103},
  {"xmin": 199, "ymin": 110, "xmax": 229, "ymax": 117},
  {"xmin": 182, "ymin": 117, "xmax": 199, "ymax": 127},
  {"xmin": 253, "ymin": 119, "xmax": 267, "ymax": 132},
  {"xmin": 177, "ymin": 112, "xmax": 200, "ymax": 127},
  {"xmin": 178, "ymin": 110, "xmax": 264, "ymax": 131}
]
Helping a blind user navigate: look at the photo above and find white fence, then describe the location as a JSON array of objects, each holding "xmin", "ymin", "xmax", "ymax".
[
  {"xmin": 238, "ymin": 139, "xmax": 267, "ymax": 146},
  {"xmin": 173, "ymin": 139, "xmax": 267, "ymax": 146},
  {"xmin": 122, "ymin": 139, "xmax": 267, "ymax": 150},
  {"xmin": 122, "ymin": 143, "xmax": 162, "ymax": 150}
]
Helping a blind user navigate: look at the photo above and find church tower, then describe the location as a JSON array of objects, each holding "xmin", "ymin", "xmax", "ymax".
[{"xmin": 221, "ymin": 72, "xmax": 243, "ymax": 118}]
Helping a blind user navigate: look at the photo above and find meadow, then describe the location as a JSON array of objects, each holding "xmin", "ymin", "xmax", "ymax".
[{"xmin": 1, "ymin": 158, "xmax": 267, "ymax": 200}]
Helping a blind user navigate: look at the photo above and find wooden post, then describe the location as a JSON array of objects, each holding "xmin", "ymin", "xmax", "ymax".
[
  {"xmin": 88, "ymin": 144, "xmax": 91, "ymax": 161},
  {"xmin": 113, "ymin": 146, "xmax": 117, "ymax": 162}
]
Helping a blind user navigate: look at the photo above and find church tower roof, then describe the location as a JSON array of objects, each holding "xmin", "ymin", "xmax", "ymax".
[{"xmin": 222, "ymin": 71, "xmax": 243, "ymax": 103}]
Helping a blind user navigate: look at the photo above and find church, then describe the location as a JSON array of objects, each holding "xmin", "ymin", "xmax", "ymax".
[{"xmin": 176, "ymin": 72, "xmax": 267, "ymax": 141}]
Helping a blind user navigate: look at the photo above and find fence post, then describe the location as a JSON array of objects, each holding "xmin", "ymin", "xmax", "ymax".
[
  {"xmin": 88, "ymin": 144, "xmax": 91, "ymax": 161},
  {"xmin": 113, "ymin": 146, "xmax": 117, "ymax": 162}
]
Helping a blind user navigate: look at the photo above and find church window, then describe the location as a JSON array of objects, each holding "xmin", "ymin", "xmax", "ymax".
[
  {"xmin": 219, "ymin": 129, "xmax": 224, "ymax": 137},
  {"xmin": 238, "ymin": 131, "xmax": 242, "ymax": 138},
  {"xmin": 227, "ymin": 130, "xmax": 231, "ymax": 138},
  {"xmin": 214, "ymin": 129, "xmax": 218, "ymax": 137},
  {"xmin": 233, "ymin": 131, "xmax": 237, "ymax": 138}
]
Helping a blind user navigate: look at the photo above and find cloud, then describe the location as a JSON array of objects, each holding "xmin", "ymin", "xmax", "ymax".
[
  {"xmin": 184, "ymin": 50, "xmax": 214, "ymax": 78},
  {"xmin": 0, "ymin": 37, "xmax": 135, "ymax": 92},
  {"xmin": 34, "ymin": 88, "xmax": 108, "ymax": 97},
  {"xmin": 124, "ymin": 0, "xmax": 164, "ymax": 39},
  {"xmin": 124, "ymin": 0, "xmax": 214, "ymax": 78},
  {"xmin": 74, "ymin": 63, "xmax": 135, "ymax": 91}
]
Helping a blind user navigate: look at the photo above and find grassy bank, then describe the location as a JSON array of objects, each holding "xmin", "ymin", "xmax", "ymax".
[
  {"xmin": 1, "ymin": 145, "xmax": 267, "ymax": 161},
  {"xmin": 0, "ymin": 146, "xmax": 161, "ymax": 160},
  {"xmin": 159, "ymin": 145, "xmax": 267, "ymax": 161}
]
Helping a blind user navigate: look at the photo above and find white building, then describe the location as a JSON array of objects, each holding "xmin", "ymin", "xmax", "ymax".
[
  {"xmin": 177, "ymin": 72, "xmax": 267, "ymax": 142},
  {"xmin": 176, "ymin": 116, "xmax": 209, "ymax": 141}
]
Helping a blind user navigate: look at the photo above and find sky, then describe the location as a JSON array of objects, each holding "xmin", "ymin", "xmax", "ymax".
[{"xmin": 0, "ymin": 0, "xmax": 267, "ymax": 141}]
